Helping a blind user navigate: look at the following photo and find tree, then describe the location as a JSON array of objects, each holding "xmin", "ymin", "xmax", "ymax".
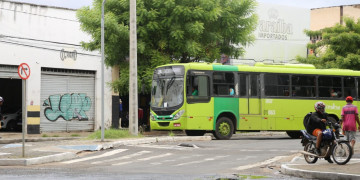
[
  {"xmin": 297, "ymin": 17, "xmax": 360, "ymax": 70},
  {"xmin": 77, "ymin": 0, "xmax": 257, "ymax": 95}
]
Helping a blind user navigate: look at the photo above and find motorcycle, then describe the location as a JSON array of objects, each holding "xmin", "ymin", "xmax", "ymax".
[{"xmin": 300, "ymin": 122, "xmax": 353, "ymax": 165}]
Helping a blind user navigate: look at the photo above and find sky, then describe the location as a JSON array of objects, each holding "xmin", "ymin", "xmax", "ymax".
[{"xmin": 6, "ymin": 0, "xmax": 360, "ymax": 9}]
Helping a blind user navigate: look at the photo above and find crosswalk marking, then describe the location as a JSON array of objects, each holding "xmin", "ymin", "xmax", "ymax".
[
  {"xmin": 62, "ymin": 149, "xmax": 127, "ymax": 164},
  {"xmin": 236, "ymin": 156, "xmax": 257, "ymax": 161},
  {"xmin": 112, "ymin": 153, "xmax": 173, "ymax": 166},
  {"xmin": 234, "ymin": 156, "xmax": 286, "ymax": 170},
  {"xmin": 91, "ymin": 150, "xmax": 151, "ymax": 165},
  {"xmin": 150, "ymin": 154, "xmax": 204, "ymax": 165},
  {"xmin": 129, "ymin": 144, "xmax": 192, "ymax": 150},
  {"xmin": 174, "ymin": 155, "xmax": 229, "ymax": 166}
]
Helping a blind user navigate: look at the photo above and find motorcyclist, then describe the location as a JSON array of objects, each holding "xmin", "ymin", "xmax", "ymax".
[{"xmin": 306, "ymin": 101, "xmax": 333, "ymax": 163}]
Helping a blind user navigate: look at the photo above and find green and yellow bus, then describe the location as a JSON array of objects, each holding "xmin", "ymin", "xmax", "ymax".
[{"xmin": 150, "ymin": 62, "xmax": 359, "ymax": 139}]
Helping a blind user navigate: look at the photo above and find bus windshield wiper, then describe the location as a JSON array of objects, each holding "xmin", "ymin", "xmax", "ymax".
[{"xmin": 166, "ymin": 77, "xmax": 176, "ymax": 95}]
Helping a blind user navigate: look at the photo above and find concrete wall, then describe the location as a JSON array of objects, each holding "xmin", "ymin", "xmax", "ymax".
[{"xmin": 0, "ymin": 1, "xmax": 113, "ymax": 131}]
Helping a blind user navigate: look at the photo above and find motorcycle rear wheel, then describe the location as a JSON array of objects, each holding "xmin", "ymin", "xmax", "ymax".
[
  {"xmin": 332, "ymin": 142, "xmax": 352, "ymax": 165},
  {"xmin": 304, "ymin": 143, "xmax": 318, "ymax": 164}
]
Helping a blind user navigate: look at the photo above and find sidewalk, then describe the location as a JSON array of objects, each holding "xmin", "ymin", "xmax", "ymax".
[{"xmin": 281, "ymin": 140, "xmax": 360, "ymax": 180}]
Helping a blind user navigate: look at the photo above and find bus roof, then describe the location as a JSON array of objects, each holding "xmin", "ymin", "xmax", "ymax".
[{"xmin": 158, "ymin": 62, "xmax": 360, "ymax": 76}]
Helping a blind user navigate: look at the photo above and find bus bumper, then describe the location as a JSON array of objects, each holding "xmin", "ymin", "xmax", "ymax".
[{"xmin": 150, "ymin": 119, "xmax": 185, "ymax": 130}]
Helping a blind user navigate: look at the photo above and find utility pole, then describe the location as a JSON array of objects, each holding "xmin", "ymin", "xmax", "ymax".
[
  {"xmin": 129, "ymin": 0, "xmax": 138, "ymax": 135},
  {"xmin": 101, "ymin": 0, "xmax": 106, "ymax": 141}
]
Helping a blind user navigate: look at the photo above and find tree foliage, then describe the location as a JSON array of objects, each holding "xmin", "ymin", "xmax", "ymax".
[
  {"xmin": 77, "ymin": 0, "xmax": 257, "ymax": 95},
  {"xmin": 297, "ymin": 18, "xmax": 360, "ymax": 70}
]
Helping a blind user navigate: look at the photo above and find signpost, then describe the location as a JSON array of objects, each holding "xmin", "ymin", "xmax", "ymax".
[{"xmin": 18, "ymin": 63, "xmax": 30, "ymax": 157}]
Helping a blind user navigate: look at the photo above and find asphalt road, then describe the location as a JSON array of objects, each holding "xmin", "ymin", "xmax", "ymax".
[{"xmin": 0, "ymin": 134, "xmax": 308, "ymax": 180}]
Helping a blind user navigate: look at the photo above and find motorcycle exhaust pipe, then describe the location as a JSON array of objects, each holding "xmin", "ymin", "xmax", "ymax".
[{"xmin": 300, "ymin": 150, "xmax": 326, "ymax": 158}]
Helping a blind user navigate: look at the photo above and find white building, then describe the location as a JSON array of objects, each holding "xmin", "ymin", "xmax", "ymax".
[
  {"xmin": 0, "ymin": 0, "xmax": 113, "ymax": 133},
  {"xmin": 234, "ymin": 2, "xmax": 310, "ymax": 64}
]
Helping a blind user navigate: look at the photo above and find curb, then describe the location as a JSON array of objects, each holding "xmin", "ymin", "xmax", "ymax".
[
  {"xmin": 281, "ymin": 164, "xmax": 360, "ymax": 180},
  {"xmin": 0, "ymin": 136, "xmax": 212, "ymax": 166},
  {"xmin": 0, "ymin": 137, "xmax": 81, "ymax": 144},
  {"xmin": 0, "ymin": 152, "xmax": 76, "ymax": 166}
]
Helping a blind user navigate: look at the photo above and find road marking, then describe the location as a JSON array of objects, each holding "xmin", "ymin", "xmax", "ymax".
[
  {"xmin": 1, "ymin": 144, "xmax": 32, "ymax": 148},
  {"xmin": 62, "ymin": 149, "xmax": 127, "ymax": 164},
  {"xmin": 234, "ymin": 156, "xmax": 286, "ymax": 170},
  {"xmin": 91, "ymin": 150, "xmax": 151, "ymax": 165},
  {"xmin": 0, "ymin": 152, "xmax": 11, "ymax": 156},
  {"xmin": 238, "ymin": 149, "xmax": 298, "ymax": 152},
  {"xmin": 236, "ymin": 156, "xmax": 257, "ymax": 161},
  {"xmin": 129, "ymin": 144, "xmax": 192, "ymax": 150},
  {"xmin": 112, "ymin": 153, "xmax": 173, "ymax": 166},
  {"xmin": 150, "ymin": 154, "xmax": 204, "ymax": 165},
  {"xmin": 174, "ymin": 155, "xmax": 229, "ymax": 166}
]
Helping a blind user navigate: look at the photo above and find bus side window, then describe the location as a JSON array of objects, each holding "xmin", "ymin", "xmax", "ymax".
[
  {"xmin": 318, "ymin": 76, "xmax": 342, "ymax": 98},
  {"xmin": 187, "ymin": 75, "xmax": 210, "ymax": 102},
  {"xmin": 344, "ymin": 77, "xmax": 356, "ymax": 98},
  {"xmin": 292, "ymin": 75, "xmax": 315, "ymax": 97},
  {"xmin": 239, "ymin": 74, "xmax": 247, "ymax": 97},
  {"xmin": 213, "ymin": 72, "xmax": 235, "ymax": 96}
]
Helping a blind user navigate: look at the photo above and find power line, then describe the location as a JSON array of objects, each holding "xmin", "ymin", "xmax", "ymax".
[
  {"xmin": 0, "ymin": 39, "xmax": 100, "ymax": 57},
  {"xmin": 0, "ymin": 7, "xmax": 79, "ymax": 22},
  {"xmin": 1, "ymin": 34, "xmax": 82, "ymax": 47}
]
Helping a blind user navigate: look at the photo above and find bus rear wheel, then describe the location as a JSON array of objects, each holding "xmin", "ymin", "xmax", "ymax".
[
  {"xmin": 213, "ymin": 117, "xmax": 234, "ymax": 140},
  {"xmin": 185, "ymin": 130, "xmax": 206, "ymax": 136},
  {"xmin": 286, "ymin": 131, "xmax": 302, "ymax": 139}
]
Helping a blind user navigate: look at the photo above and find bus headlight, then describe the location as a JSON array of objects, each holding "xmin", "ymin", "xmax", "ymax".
[
  {"xmin": 150, "ymin": 112, "xmax": 155, "ymax": 120},
  {"xmin": 173, "ymin": 110, "xmax": 185, "ymax": 120}
]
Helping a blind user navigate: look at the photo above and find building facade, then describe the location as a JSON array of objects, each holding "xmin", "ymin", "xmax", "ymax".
[
  {"xmin": 236, "ymin": 2, "xmax": 310, "ymax": 63},
  {"xmin": 311, "ymin": 4, "xmax": 360, "ymax": 31},
  {"xmin": 0, "ymin": 1, "xmax": 113, "ymax": 133}
]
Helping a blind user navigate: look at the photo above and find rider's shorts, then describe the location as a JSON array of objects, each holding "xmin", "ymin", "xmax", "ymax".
[
  {"xmin": 345, "ymin": 131, "xmax": 356, "ymax": 141},
  {"xmin": 312, "ymin": 129, "xmax": 322, "ymax": 136}
]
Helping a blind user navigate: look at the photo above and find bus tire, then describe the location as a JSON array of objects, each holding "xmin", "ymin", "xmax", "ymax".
[
  {"xmin": 286, "ymin": 131, "xmax": 302, "ymax": 139},
  {"xmin": 185, "ymin": 130, "xmax": 206, "ymax": 136},
  {"xmin": 213, "ymin": 117, "xmax": 234, "ymax": 140},
  {"xmin": 327, "ymin": 116, "xmax": 338, "ymax": 125}
]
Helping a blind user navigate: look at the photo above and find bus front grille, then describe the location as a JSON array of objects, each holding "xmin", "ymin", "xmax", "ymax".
[{"xmin": 158, "ymin": 122, "xmax": 170, "ymax": 127}]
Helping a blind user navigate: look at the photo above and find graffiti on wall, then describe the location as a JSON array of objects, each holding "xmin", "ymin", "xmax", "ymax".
[{"xmin": 43, "ymin": 93, "xmax": 92, "ymax": 121}]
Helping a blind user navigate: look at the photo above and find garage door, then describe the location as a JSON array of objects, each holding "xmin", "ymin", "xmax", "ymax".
[
  {"xmin": 0, "ymin": 65, "xmax": 19, "ymax": 79},
  {"xmin": 41, "ymin": 68, "xmax": 95, "ymax": 132}
]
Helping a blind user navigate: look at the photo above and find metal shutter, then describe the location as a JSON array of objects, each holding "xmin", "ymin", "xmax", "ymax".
[
  {"xmin": 0, "ymin": 65, "xmax": 19, "ymax": 79},
  {"xmin": 41, "ymin": 69, "xmax": 95, "ymax": 132}
]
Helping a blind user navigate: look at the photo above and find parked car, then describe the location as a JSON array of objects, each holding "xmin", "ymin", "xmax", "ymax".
[{"xmin": 1, "ymin": 109, "xmax": 22, "ymax": 131}]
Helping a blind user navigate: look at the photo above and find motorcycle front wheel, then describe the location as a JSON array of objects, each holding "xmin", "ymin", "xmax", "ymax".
[
  {"xmin": 332, "ymin": 141, "xmax": 352, "ymax": 165},
  {"xmin": 304, "ymin": 143, "xmax": 318, "ymax": 164}
]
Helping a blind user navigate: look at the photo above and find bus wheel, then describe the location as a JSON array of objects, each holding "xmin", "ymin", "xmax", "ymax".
[
  {"xmin": 286, "ymin": 131, "xmax": 302, "ymax": 139},
  {"xmin": 213, "ymin": 117, "xmax": 234, "ymax": 140},
  {"xmin": 185, "ymin": 130, "xmax": 206, "ymax": 136},
  {"xmin": 327, "ymin": 116, "xmax": 338, "ymax": 125}
]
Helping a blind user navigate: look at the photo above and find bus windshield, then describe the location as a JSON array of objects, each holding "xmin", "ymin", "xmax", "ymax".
[{"xmin": 151, "ymin": 66, "xmax": 184, "ymax": 108}]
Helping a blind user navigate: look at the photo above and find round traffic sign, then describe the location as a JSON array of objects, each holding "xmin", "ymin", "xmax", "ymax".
[{"xmin": 18, "ymin": 63, "xmax": 31, "ymax": 80}]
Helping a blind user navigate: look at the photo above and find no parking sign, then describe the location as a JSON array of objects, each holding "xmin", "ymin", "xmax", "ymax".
[{"xmin": 18, "ymin": 63, "xmax": 31, "ymax": 80}]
